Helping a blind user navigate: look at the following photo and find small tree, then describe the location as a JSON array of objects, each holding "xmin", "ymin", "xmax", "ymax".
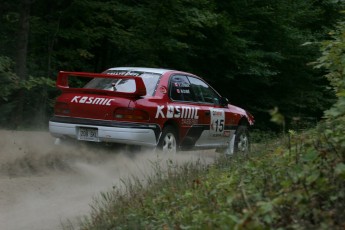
[
  {"xmin": 315, "ymin": 20, "xmax": 345, "ymax": 119},
  {"xmin": 315, "ymin": 19, "xmax": 345, "ymax": 160}
]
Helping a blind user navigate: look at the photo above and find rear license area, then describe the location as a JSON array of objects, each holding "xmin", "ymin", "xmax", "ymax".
[{"xmin": 77, "ymin": 127, "xmax": 99, "ymax": 142}]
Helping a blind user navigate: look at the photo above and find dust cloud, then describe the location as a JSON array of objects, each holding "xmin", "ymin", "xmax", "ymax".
[{"xmin": 0, "ymin": 130, "xmax": 218, "ymax": 230}]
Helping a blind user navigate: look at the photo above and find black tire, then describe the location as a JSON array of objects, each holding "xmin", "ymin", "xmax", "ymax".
[
  {"xmin": 220, "ymin": 125, "xmax": 250, "ymax": 155},
  {"xmin": 234, "ymin": 125, "xmax": 250, "ymax": 154},
  {"xmin": 158, "ymin": 126, "xmax": 178, "ymax": 154}
]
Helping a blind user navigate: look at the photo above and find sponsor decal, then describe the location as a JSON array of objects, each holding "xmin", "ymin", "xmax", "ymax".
[
  {"xmin": 212, "ymin": 110, "xmax": 223, "ymax": 116},
  {"xmin": 155, "ymin": 105, "xmax": 199, "ymax": 119},
  {"xmin": 176, "ymin": 89, "xmax": 190, "ymax": 94},
  {"xmin": 71, "ymin": 96, "xmax": 115, "ymax": 106},
  {"xmin": 174, "ymin": 82, "xmax": 190, "ymax": 87},
  {"xmin": 210, "ymin": 108, "xmax": 225, "ymax": 137},
  {"xmin": 107, "ymin": 71, "xmax": 140, "ymax": 76},
  {"xmin": 181, "ymin": 119, "xmax": 198, "ymax": 125}
]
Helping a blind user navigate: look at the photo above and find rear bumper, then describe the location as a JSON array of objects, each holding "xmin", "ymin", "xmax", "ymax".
[{"xmin": 49, "ymin": 116, "xmax": 160, "ymax": 147}]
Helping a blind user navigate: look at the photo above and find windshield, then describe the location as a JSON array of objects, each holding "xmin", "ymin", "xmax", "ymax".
[{"xmin": 83, "ymin": 70, "xmax": 161, "ymax": 95}]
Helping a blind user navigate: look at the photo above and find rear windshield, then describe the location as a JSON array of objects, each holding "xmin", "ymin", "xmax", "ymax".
[{"xmin": 83, "ymin": 70, "xmax": 161, "ymax": 96}]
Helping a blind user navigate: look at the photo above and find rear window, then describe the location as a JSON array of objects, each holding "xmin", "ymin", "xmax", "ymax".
[
  {"xmin": 84, "ymin": 78, "xmax": 136, "ymax": 93},
  {"xmin": 83, "ymin": 70, "xmax": 161, "ymax": 95}
]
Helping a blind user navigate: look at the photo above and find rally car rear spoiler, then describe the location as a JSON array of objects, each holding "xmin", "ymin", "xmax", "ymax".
[{"xmin": 56, "ymin": 71, "xmax": 147, "ymax": 98}]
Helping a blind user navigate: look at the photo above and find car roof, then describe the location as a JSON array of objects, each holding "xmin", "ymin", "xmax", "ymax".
[{"xmin": 106, "ymin": 67, "xmax": 173, "ymax": 75}]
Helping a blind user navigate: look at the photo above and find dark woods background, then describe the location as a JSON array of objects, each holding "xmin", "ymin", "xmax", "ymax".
[{"xmin": 0, "ymin": 0, "xmax": 344, "ymax": 130}]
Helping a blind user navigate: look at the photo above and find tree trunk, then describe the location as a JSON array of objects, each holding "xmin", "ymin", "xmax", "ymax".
[
  {"xmin": 13, "ymin": 0, "xmax": 31, "ymax": 128},
  {"xmin": 15, "ymin": 0, "xmax": 31, "ymax": 79}
]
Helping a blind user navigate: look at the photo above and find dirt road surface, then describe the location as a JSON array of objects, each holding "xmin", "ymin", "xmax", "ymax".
[{"xmin": 0, "ymin": 130, "xmax": 218, "ymax": 230}]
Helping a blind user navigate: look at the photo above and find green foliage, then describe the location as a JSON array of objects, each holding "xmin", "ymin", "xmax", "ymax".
[
  {"xmin": 269, "ymin": 107, "xmax": 286, "ymax": 132},
  {"xmin": 74, "ymin": 128, "xmax": 344, "ymax": 230},
  {"xmin": 0, "ymin": 56, "xmax": 56, "ymax": 128},
  {"xmin": 315, "ymin": 20, "xmax": 345, "ymax": 120},
  {"xmin": 0, "ymin": 56, "xmax": 19, "ymax": 101},
  {"xmin": 1, "ymin": 0, "xmax": 344, "ymax": 128},
  {"xmin": 0, "ymin": 56, "xmax": 20, "ymax": 126},
  {"xmin": 314, "ymin": 19, "xmax": 345, "ymax": 160}
]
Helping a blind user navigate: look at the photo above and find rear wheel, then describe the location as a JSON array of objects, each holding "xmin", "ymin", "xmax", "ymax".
[{"xmin": 158, "ymin": 126, "xmax": 178, "ymax": 154}]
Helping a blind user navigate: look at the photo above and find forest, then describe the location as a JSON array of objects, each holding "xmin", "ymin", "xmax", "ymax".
[
  {"xmin": 1, "ymin": 1, "xmax": 345, "ymax": 229},
  {"xmin": 0, "ymin": 0, "xmax": 344, "ymax": 130}
]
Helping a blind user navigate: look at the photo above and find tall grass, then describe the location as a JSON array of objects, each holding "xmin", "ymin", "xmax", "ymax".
[
  {"xmin": 67, "ymin": 155, "xmax": 210, "ymax": 230},
  {"xmin": 67, "ymin": 126, "xmax": 344, "ymax": 230}
]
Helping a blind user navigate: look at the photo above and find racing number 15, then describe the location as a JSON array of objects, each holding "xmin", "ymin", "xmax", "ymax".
[
  {"xmin": 214, "ymin": 119, "xmax": 224, "ymax": 132},
  {"xmin": 210, "ymin": 108, "xmax": 225, "ymax": 136}
]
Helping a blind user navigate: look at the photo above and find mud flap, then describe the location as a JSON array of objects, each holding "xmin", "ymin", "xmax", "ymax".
[
  {"xmin": 216, "ymin": 134, "xmax": 236, "ymax": 155},
  {"xmin": 54, "ymin": 138, "xmax": 61, "ymax": 145},
  {"xmin": 227, "ymin": 134, "xmax": 236, "ymax": 155}
]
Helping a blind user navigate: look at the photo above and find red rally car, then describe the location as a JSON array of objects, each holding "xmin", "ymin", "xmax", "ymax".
[{"xmin": 49, "ymin": 67, "xmax": 254, "ymax": 154}]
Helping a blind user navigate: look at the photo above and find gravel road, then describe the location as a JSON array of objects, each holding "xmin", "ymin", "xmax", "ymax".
[{"xmin": 0, "ymin": 130, "xmax": 217, "ymax": 230}]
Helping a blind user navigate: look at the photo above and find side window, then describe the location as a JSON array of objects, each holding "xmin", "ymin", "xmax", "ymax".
[
  {"xmin": 169, "ymin": 75, "xmax": 195, "ymax": 102},
  {"xmin": 188, "ymin": 77, "xmax": 220, "ymax": 105}
]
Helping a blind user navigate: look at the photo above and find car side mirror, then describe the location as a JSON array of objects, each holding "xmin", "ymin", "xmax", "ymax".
[{"xmin": 220, "ymin": 97, "xmax": 229, "ymax": 106}]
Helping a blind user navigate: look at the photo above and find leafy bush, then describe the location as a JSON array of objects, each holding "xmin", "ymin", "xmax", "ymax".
[
  {"xmin": 71, "ymin": 128, "xmax": 344, "ymax": 230},
  {"xmin": 0, "ymin": 56, "xmax": 19, "ymax": 101},
  {"xmin": 315, "ymin": 21, "xmax": 345, "ymax": 119},
  {"xmin": 0, "ymin": 55, "xmax": 56, "ymax": 128}
]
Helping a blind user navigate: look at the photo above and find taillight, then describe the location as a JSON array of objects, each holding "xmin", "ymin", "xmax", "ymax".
[
  {"xmin": 114, "ymin": 108, "xmax": 149, "ymax": 121},
  {"xmin": 55, "ymin": 102, "xmax": 70, "ymax": 115}
]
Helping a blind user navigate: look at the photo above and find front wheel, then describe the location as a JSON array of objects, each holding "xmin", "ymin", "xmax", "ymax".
[
  {"xmin": 222, "ymin": 125, "xmax": 250, "ymax": 155},
  {"xmin": 234, "ymin": 125, "xmax": 250, "ymax": 154},
  {"xmin": 158, "ymin": 126, "xmax": 178, "ymax": 154}
]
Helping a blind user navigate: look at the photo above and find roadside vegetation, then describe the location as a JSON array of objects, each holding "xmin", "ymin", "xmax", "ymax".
[
  {"xmin": 68, "ymin": 125, "xmax": 344, "ymax": 230},
  {"xmin": 64, "ymin": 21, "xmax": 345, "ymax": 230}
]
